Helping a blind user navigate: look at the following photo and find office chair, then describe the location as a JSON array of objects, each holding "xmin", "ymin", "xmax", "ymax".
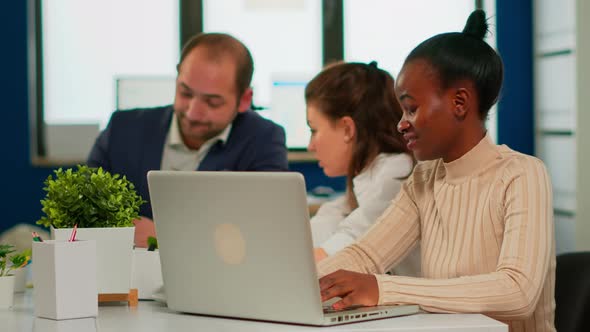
[{"xmin": 554, "ymin": 251, "xmax": 590, "ymax": 332}]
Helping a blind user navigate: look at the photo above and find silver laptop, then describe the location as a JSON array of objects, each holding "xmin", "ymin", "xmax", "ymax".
[{"xmin": 147, "ymin": 171, "xmax": 419, "ymax": 326}]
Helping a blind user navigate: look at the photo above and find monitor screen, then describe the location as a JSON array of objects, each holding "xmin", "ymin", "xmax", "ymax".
[
  {"xmin": 115, "ymin": 76, "xmax": 176, "ymax": 111},
  {"xmin": 258, "ymin": 74, "xmax": 312, "ymax": 150}
]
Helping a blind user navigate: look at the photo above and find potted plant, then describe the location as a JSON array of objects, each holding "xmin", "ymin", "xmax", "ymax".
[
  {"xmin": 37, "ymin": 165, "xmax": 145, "ymax": 294},
  {"xmin": 0, "ymin": 244, "xmax": 31, "ymax": 308},
  {"xmin": 131, "ymin": 236, "xmax": 163, "ymax": 299}
]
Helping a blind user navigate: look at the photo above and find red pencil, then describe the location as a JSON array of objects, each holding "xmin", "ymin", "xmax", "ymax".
[{"xmin": 68, "ymin": 224, "xmax": 78, "ymax": 242}]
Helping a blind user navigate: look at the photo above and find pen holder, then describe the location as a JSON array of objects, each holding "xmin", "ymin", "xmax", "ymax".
[{"xmin": 32, "ymin": 240, "xmax": 98, "ymax": 320}]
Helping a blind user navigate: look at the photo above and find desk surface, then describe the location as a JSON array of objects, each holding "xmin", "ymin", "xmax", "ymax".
[{"xmin": 3, "ymin": 291, "xmax": 507, "ymax": 332}]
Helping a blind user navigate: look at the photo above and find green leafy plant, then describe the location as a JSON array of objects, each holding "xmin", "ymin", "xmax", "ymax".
[
  {"xmin": 37, "ymin": 165, "xmax": 145, "ymax": 229},
  {"xmin": 0, "ymin": 244, "xmax": 31, "ymax": 277},
  {"xmin": 147, "ymin": 236, "xmax": 158, "ymax": 251}
]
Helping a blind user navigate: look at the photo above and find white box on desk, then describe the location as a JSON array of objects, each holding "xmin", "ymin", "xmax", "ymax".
[
  {"xmin": 33, "ymin": 317, "xmax": 97, "ymax": 332},
  {"xmin": 131, "ymin": 248, "xmax": 163, "ymax": 299},
  {"xmin": 13, "ymin": 265, "xmax": 30, "ymax": 292},
  {"xmin": 32, "ymin": 240, "xmax": 98, "ymax": 320}
]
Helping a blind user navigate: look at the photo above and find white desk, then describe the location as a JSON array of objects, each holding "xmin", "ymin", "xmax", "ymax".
[{"xmin": 3, "ymin": 291, "xmax": 507, "ymax": 332}]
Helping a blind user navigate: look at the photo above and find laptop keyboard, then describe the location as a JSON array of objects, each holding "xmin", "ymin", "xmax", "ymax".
[{"xmin": 323, "ymin": 304, "xmax": 365, "ymax": 313}]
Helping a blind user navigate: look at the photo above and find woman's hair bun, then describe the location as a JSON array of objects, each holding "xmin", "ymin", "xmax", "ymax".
[{"xmin": 462, "ymin": 9, "xmax": 488, "ymax": 40}]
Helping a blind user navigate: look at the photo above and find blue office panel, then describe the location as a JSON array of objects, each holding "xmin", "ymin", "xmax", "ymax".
[{"xmin": 496, "ymin": 0, "xmax": 535, "ymax": 155}]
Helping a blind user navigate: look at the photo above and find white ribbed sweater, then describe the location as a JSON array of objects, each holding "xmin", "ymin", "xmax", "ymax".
[{"xmin": 318, "ymin": 134, "xmax": 555, "ymax": 332}]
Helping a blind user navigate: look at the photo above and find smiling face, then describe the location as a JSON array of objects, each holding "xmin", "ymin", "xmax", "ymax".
[
  {"xmin": 173, "ymin": 46, "xmax": 252, "ymax": 150},
  {"xmin": 394, "ymin": 60, "xmax": 465, "ymax": 162},
  {"xmin": 306, "ymin": 104, "xmax": 355, "ymax": 177}
]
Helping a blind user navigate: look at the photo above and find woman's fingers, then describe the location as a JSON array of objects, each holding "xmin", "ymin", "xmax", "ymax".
[{"xmin": 318, "ymin": 270, "xmax": 379, "ymax": 308}]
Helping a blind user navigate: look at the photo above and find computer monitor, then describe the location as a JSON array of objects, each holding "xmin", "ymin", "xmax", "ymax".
[
  {"xmin": 263, "ymin": 74, "xmax": 313, "ymax": 151},
  {"xmin": 115, "ymin": 76, "xmax": 176, "ymax": 110}
]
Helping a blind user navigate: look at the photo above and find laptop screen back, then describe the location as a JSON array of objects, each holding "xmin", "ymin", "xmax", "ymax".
[{"xmin": 148, "ymin": 171, "xmax": 326, "ymax": 324}]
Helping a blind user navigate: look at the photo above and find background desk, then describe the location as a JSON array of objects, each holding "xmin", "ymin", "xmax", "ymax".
[{"xmin": 3, "ymin": 291, "xmax": 508, "ymax": 332}]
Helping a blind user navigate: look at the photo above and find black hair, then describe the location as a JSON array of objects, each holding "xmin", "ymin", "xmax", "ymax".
[{"xmin": 403, "ymin": 9, "xmax": 503, "ymax": 119}]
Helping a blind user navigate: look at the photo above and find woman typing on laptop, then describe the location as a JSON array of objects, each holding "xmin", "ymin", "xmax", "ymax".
[
  {"xmin": 305, "ymin": 61, "xmax": 420, "ymax": 276},
  {"xmin": 317, "ymin": 10, "xmax": 555, "ymax": 332}
]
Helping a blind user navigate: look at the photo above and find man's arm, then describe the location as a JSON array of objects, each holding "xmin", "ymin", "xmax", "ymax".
[
  {"xmin": 87, "ymin": 116, "xmax": 113, "ymax": 170},
  {"xmin": 246, "ymin": 122, "xmax": 288, "ymax": 171}
]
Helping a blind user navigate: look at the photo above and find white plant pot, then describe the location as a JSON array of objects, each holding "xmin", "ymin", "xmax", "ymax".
[
  {"xmin": 0, "ymin": 275, "xmax": 15, "ymax": 309},
  {"xmin": 51, "ymin": 227, "xmax": 134, "ymax": 294},
  {"xmin": 131, "ymin": 248, "xmax": 163, "ymax": 299},
  {"xmin": 13, "ymin": 265, "xmax": 28, "ymax": 293}
]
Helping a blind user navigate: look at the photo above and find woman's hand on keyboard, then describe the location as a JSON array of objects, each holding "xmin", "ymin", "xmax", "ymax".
[{"xmin": 319, "ymin": 269, "xmax": 379, "ymax": 310}]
